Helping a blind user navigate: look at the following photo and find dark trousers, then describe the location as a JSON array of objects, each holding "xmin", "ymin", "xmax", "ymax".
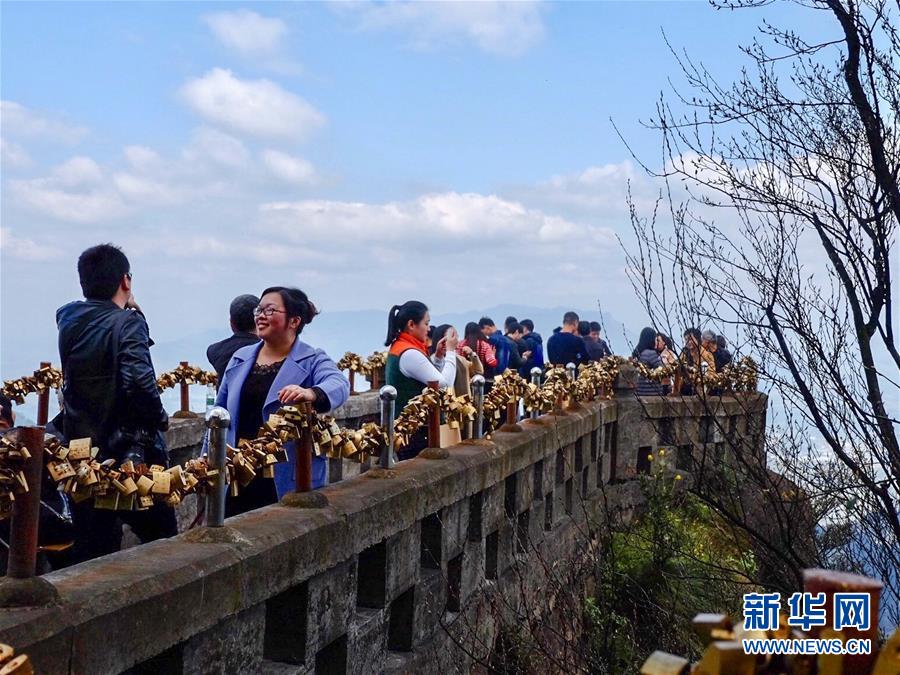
[
  {"xmin": 225, "ymin": 477, "xmax": 278, "ymax": 518},
  {"xmin": 67, "ymin": 499, "xmax": 177, "ymax": 564},
  {"xmin": 397, "ymin": 428, "xmax": 428, "ymax": 462}
]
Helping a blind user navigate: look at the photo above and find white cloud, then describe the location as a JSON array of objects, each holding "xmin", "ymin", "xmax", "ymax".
[
  {"xmin": 9, "ymin": 177, "xmax": 127, "ymax": 223},
  {"xmin": 335, "ymin": 1, "xmax": 546, "ymax": 56},
  {"xmin": 124, "ymin": 145, "xmax": 164, "ymax": 172},
  {"xmin": 179, "ymin": 69, "xmax": 325, "ymax": 141},
  {"xmin": 7, "ymin": 155, "xmax": 129, "ymax": 223},
  {"xmin": 530, "ymin": 161, "xmax": 649, "ymax": 212},
  {"xmin": 0, "ymin": 138, "xmax": 32, "ymax": 168},
  {"xmin": 0, "ymin": 228, "xmax": 65, "ymax": 262},
  {"xmin": 126, "ymin": 232, "xmax": 332, "ymax": 267},
  {"xmin": 111, "ymin": 172, "xmax": 182, "ymax": 204},
  {"xmin": 51, "ymin": 156, "xmax": 105, "ymax": 186},
  {"xmin": 257, "ymin": 191, "xmax": 615, "ymax": 251},
  {"xmin": 182, "ymin": 127, "xmax": 250, "ymax": 170},
  {"xmin": 0, "ymin": 100, "xmax": 88, "ymax": 143},
  {"xmin": 204, "ymin": 10, "xmax": 288, "ymax": 54},
  {"xmin": 262, "ymin": 149, "xmax": 317, "ymax": 185}
]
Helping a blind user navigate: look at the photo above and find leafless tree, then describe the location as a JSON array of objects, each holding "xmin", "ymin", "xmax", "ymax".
[{"xmin": 620, "ymin": 0, "xmax": 899, "ymax": 626}]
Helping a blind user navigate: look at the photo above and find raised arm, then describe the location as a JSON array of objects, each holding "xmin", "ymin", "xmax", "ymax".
[{"xmin": 399, "ymin": 349, "xmax": 457, "ymax": 389}]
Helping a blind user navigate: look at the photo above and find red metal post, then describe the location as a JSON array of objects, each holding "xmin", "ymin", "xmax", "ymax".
[
  {"xmin": 179, "ymin": 360, "xmax": 190, "ymax": 414},
  {"xmin": 295, "ymin": 402, "xmax": 313, "ymax": 493},
  {"xmin": 506, "ymin": 401, "xmax": 517, "ymax": 426},
  {"xmin": 36, "ymin": 362, "xmax": 51, "ymax": 426},
  {"xmin": 554, "ymin": 391, "xmax": 568, "ymax": 416},
  {"xmin": 427, "ymin": 381, "xmax": 441, "ymax": 449},
  {"xmin": 6, "ymin": 428, "xmax": 44, "ymax": 579}
]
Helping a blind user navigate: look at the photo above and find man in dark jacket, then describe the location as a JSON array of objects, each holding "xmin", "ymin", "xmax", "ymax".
[
  {"xmin": 714, "ymin": 334, "xmax": 733, "ymax": 372},
  {"xmin": 56, "ymin": 244, "xmax": 176, "ymax": 563},
  {"xmin": 589, "ymin": 321, "xmax": 612, "ymax": 358},
  {"xmin": 578, "ymin": 321, "xmax": 604, "ymax": 362},
  {"xmin": 546, "ymin": 311, "xmax": 589, "ymax": 366},
  {"xmin": 504, "ymin": 322, "xmax": 529, "ymax": 373},
  {"xmin": 206, "ymin": 294, "xmax": 260, "ymax": 385},
  {"xmin": 519, "ymin": 319, "xmax": 544, "ymax": 378}
]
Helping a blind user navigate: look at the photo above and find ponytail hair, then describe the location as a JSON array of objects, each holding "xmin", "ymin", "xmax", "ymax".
[
  {"xmin": 385, "ymin": 300, "xmax": 428, "ymax": 346},
  {"xmin": 260, "ymin": 286, "xmax": 319, "ymax": 334}
]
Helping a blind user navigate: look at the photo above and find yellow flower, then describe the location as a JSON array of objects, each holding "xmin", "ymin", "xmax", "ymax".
[
  {"xmin": 675, "ymin": 474, "xmax": 683, "ymax": 481},
  {"xmin": 647, "ymin": 454, "xmax": 654, "ymax": 461},
  {"xmin": 659, "ymin": 449, "xmax": 666, "ymax": 456}
]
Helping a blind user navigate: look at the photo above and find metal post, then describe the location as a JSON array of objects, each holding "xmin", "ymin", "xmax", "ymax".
[
  {"xmin": 471, "ymin": 375, "xmax": 485, "ymax": 440},
  {"xmin": 379, "ymin": 386, "xmax": 397, "ymax": 469},
  {"xmin": 295, "ymin": 401, "xmax": 313, "ymax": 493},
  {"xmin": 179, "ymin": 360, "xmax": 191, "ymax": 414},
  {"xmin": 506, "ymin": 401, "xmax": 518, "ymax": 426},
  {"xmin": 36, "ymin": 362, "xmax": 51, "ymax": 426},
  {"xmin": 7, "ymin": 428, "xmax": 44, "ymax": 578},
  {"xmin": 205, "ymin": 407, "xmax": 231, "ymax": 528},
  {"xmin": 427, "ymin": 381, "xmax": 441, "ymax": 449},
  {"xmin": 565, "ymin": 362, "xmax": 582, "ymax": 411},
  {"xmin": 530, "ymin": 367, "xmax": 541, "ymax": 420}
]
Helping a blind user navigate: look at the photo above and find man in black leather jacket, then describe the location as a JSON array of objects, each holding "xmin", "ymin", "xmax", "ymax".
[{"xmin": 56, "ymin": 244, "xmax": 176, "ymax": 563}]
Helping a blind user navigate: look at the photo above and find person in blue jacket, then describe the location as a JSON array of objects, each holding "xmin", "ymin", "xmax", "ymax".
[{"xmin": 214, "ymin": 286, "xmax": 349, "ymax": 516}]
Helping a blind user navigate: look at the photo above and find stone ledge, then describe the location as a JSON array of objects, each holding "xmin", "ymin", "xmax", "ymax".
[{"xmin": 0, "ymin": 393, "xmax": 766, "ymax": 674}]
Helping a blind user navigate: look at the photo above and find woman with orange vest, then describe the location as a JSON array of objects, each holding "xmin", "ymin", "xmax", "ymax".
[{"xmin": 385, "ymin": 301, "xmax": 458, "ymax": 460}]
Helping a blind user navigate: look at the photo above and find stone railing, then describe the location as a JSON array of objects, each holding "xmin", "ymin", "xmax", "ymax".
[{"xmin": 0, "ymin": 387, "xmax": 767, "ymax": 674}]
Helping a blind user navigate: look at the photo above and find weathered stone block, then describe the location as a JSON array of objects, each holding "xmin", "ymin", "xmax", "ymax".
[
  {"xmin": 480, "ymin": 483, "xmax": 505, "ymax": 535},
  {"xmin": 460, "ymin": 539, "xmax": 484, "ymax": 606},
  {"xmin": 182, "ymin": 603, "xmax": 265, "ymax": 674},
  {"xmin": 386, "ymin": 527, "xmax": 420, "ymax": 604},
  {"xmin": 308, "ymin": 559, "xmax": 357, "ymax": 651},
  {"xmin": 496, "ymin": 520, "xmax": 516, "ymax": 575},
  {"xmin": 348, "ymin": 608, "xmax": 387, "ymax": 675},
  {"xmin": 441, "ymin": 499, "xmax": 469, "ymax": 561},
  {"xmin": 413, "ymin": 569, "xmax": 447, "ymax": 645}
]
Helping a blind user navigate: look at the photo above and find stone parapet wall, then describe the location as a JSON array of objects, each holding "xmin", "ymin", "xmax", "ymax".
[{"xmin": 0, "ymin": 392, "xmax": 766, "ymax": 674}]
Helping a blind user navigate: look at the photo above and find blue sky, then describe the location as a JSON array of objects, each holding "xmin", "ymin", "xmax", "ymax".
[{"xmin": 1, "ymin": 1, "xmax": 835, "ymax": 381}]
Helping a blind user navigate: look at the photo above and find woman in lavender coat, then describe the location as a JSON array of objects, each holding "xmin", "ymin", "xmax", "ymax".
[{"xmin": 214, "ymin": 286, "xmax": 349, "ymax": 516}]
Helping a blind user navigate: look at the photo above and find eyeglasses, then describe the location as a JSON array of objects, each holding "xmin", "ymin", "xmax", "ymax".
[{"xmin": 253, "ymin": 306, "xmax": 286, "ymax": 318}]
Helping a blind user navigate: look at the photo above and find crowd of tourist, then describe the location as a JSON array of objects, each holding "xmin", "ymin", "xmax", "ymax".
[
  {"xmin": 0, "ymin": 242, "xmax": 738, "ymax": 572},
  {"xmin": 633, "ymin": 326, "xmax": 733, "ymax": 396}
]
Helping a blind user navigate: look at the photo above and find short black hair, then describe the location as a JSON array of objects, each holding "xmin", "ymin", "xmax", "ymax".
[
  {"xmin": 563, "ymin": 311, "xmax": 579, "ymax": 325},
  {"xmin": 478, "ymin": 317, "xmax": 495, "ymax": 329},
  {"xmin": 0, "ymin": 394, "xmax": 13, "ymax": 427},
  {"xmin": 684, "ymin": 327, "xmax": 701, "ymax": 341},
  {"xmin": 230, "ymin": 294, "xmax": 260, "ymax": 332},
  {"xmin": 520, "ymin": 319, "xmax": 534, "ymax": 332},
  {"xmin": 504, "ymin": 316, "xmax": 518, "ymax": 331},
  {"xmin": 260, "ymin": 286, "xmax": 318, "ymax": 333},
  {"xmin": 506, "ymin": 322, "xmax": 522, "ymax": 335},
  {"xmin": 589, "ymin": 321, "xmax": 601, "ymax": 332},
  {"xmin": 77, "ymin": 244, "xmax": 130, "ymax": 300},
  {"xmin": 577, "ymin": 320, "xmax": 590, "ymax": 337}
]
